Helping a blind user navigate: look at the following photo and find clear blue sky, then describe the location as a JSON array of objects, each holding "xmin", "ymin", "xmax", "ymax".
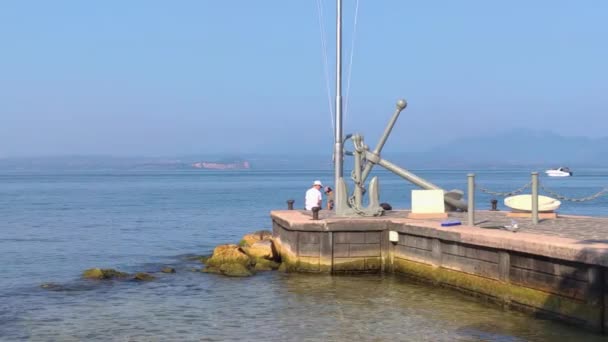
[{"xmin": 1, "ymin": 1, "xmax": 607, "ymax": 157}]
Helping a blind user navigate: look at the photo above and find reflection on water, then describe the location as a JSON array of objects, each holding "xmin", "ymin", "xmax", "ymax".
[{"xmin": 2, "ymin": 262, "xmax": 604, "ymax": 341}]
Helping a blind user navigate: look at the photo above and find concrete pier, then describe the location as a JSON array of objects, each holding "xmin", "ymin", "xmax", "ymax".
[{"xmin": 271, "ymin": 210, "xmax": 608, "ymax": 333}]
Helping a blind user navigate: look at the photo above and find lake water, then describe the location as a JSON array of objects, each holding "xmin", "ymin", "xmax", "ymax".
[{"xmin": 1, "ymin": 169, "xmax": 607, "ymax": 341}]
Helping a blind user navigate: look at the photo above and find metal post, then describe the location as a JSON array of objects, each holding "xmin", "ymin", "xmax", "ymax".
[
  {"xmin": 531, "ymin": 172, "xmax": 539, "ymax": 224},
  {"xmin": 312, "ymin": 207, "xmax": 320, "ymax": 220},
  {"xmin": 467, "ymin": 174, "xmax": 475, "ymax": 226},
  {"xmin": 333, "ymin": 0, "xmax": 345, "ymax": 214},
  {"xmin": 490, "ymin": 199, "xmax": 498, "ymax": 211}
]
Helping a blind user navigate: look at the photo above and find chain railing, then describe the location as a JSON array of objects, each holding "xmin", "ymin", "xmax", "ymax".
[
  {"xmin": 478, "ymin": 181, "xmax": 532, "ymax": 197},
  {"xmin": 470, "ymin": 172, "xmax": 606, "ymax": 228},
  {"xmin": 540, "ymin": 185, "xmax": 608, "ymax": 202}
]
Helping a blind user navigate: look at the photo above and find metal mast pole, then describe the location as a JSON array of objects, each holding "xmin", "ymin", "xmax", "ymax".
[{"xmin": 334, "ymin": 0, "xmax": 344, "ymax": 213}]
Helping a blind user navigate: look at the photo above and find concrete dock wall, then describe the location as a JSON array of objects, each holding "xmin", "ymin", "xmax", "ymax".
[{"xmin": 271, "ymin": 210, "xmax": 608, "ymax": 333}]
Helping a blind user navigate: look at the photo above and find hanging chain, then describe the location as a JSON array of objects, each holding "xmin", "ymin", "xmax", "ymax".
[
  {"xmin": 478, "ymin": 182, "xmax": 532, "ymax": 197},
  {"xmin": 540, "ymin": 185, "xmax": 608, "ymax": 202}
]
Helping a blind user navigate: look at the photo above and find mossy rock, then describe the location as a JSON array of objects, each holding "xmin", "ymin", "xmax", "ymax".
[
  {"xmin": 103, "ymin": 269, "xmax": 130, "ymax": 279},
  {"xmin": 253, "ymin": 230, "xmax": 273, "ymax": 238},
  {"xmin": 206, "ymin": 244, "xmax": 252, "ymax": 268},
  {"xmin": 197, "ymin": 255, "xmax": 211, "ymax": 264},
  {"xmin": 133, "ymin": 272, "xmax": 156, "ymax": 281},
  {"xmin": 242, "ymin": 240, "xmax": 276, "ymax": 260},
  {"xmin": 161, "ymin": 267, "xmax": 176, "ymax": 274},
  {"xmin": 240, "ymin": 230, "xmax": 273, "ymax": 247},
  {"xmin": 219, "ymin": 263, "xmax": 253, "ymax": 277},
  {"xmin": 82, "ymin": 268, "xmax": 129, "ymax": 280},
  {"xmin": 254, "ymin": 258, "xmax": 280, "ymax": 271},
  {"xmin": 202, "ymin": 266, "xmax": 221, "ymax": 274}
]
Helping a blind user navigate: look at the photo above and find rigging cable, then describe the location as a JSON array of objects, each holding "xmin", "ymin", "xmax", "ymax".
[
  {"xmin": 344, "ymin": 0, "xmax": 360, "ymax": 117},
  {"xmin": 315, "ymin": 0, "xmax": 335, "ymax": 135}
]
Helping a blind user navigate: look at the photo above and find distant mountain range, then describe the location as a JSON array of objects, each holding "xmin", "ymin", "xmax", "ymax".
[
  {"xmin": 1, "ymin": 130, "xmax": 606, "ymax": 170},
  {"xmin": 396, "ymin": 129, "xmax": 608, "ymax": 168}
]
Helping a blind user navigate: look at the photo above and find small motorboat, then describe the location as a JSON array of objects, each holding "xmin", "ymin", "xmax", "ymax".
[
  {"xmin": 504, "ymin": 194, "xmax": 561, "ymax": 212},
  {"xmin": 545, "ymin": 167, "xmax": 572, "ymax": 177}
]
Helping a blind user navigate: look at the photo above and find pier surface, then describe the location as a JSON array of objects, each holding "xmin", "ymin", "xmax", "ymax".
[{"xmin": 271, "ymin": 210, "xmax": 608, "ymax": 333}]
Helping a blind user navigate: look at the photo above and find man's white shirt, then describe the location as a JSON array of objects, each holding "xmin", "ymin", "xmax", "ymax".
[{"xmin": 305, "ymin": 187, "xmax": 322, "ymax": 210}]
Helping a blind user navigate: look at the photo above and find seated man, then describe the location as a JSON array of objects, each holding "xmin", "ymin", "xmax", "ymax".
[
  {"xmin": 324, "ymin": 186, "xmax": 334, "ymax": 210},
  {"xmin": 305, "ymin": 180, "xmax": 323, "ymax": 210}
]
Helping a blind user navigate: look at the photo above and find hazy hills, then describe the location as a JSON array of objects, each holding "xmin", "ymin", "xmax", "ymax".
[
  {"xmin": 1, "ymin": 130, "xmax": 606, "ymax": 170},
  {"xmin": 392, "ymin": 129, "xmax": 608, "ymax": 168}
]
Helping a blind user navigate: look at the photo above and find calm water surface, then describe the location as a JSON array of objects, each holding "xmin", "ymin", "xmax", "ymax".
[{"xmin": 1, "ymin": 169, "xmax": 607, "ymax": 341}]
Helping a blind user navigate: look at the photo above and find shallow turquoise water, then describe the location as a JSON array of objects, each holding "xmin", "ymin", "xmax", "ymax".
[{"xmin": 1, "ymin": 169, "xmax": 606, "ymax": 341}]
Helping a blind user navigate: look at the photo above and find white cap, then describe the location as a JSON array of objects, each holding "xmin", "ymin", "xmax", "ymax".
[{"xmin": 313, "ymin": 180, "xmax": 323, "ymax": 186}]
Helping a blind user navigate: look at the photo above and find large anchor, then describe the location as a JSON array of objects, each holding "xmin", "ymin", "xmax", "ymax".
[{"xmin": 335, "ymin": 99, "xmax": 468, "ymax": 217}]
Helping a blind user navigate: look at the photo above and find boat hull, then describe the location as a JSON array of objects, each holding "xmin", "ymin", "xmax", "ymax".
[
  {"xmin": 504, "ymin": 194, "xmax": 561, "ymax": 212},
  {"xmin": 545, "ymin": 171, "xmax": 571, "ymax": 177}
]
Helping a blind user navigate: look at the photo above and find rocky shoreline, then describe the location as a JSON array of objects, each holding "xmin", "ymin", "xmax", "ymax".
[{"xmin": 40, "ymin": 230, "xmax": 282, "ymax": 290}]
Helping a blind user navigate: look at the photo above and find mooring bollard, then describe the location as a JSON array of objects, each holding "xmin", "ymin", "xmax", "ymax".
[
  {"xmin": 467, "ymin": 174, "xmax": 475, "ymax": 226},
  {"xmin": 531, "ymin": 172, "xmax": 539, "ymax": 224},
  {"xmin": 490, "ymin": 199, "xmax": 498, "ymax": 211},
  {"xmin": 311, "ymin": 207, "xmax": 320, "ymax": 220},
  {"xmin": 287, "ymin": 199, "xmax": 295, "ymax": 210}
]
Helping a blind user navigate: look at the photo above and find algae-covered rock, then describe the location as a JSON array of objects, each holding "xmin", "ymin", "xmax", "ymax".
[
  {"xmin": 202, "ymin": 266, "xmax": 220, "ymax": 274},
  {"xmin": 82, "ymin": 268, "xmax": 104, "ymax": 279},
  {"xmin": 197, "ymin": 255, "xmax": 211, "ymax": 264},
  {"xmin": 161, "ymin": 267, "xmax": 176, "ymax": 274},
  {"xmin": 103, "ymin": 269, "xmax": 130, "ymax": 279},
  {"xmin": 219, "ymin": 263, "xmax": 253, "ymax": 277},
  {"xmin": 133, "ymin": 272, "xmax": 156, "ymax": 281},
  {"xmin": 206, "ymin": 244, "xmax": 252, "ymax": 268},
  {"xmin": 240, "ymin": 230, "xmax": 273, "ymax": 247},
  {"xmin": 242, "ymin": 240, "xmax": 275, "ymax": 260},
  {"xmin": 82, "ymin": 268, "xmax": 129, "ymax": 280},
  {"xmin": 254, "ymin": 258, "xmax": 280, "ymax": 271}
]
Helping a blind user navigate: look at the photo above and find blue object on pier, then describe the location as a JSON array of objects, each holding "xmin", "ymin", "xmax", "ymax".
[{"xmin": 441, "ymin": 220, "xmax": 462, "ymax": 227}]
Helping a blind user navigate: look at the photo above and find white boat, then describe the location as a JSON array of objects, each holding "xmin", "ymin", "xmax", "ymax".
[
  {"xmin": 545, "ymin": 167, "xmax": 572, "ymax": 177},
  {"xmin": 504, "ymin": 194, "xmax": 561, "ymax": 212}
]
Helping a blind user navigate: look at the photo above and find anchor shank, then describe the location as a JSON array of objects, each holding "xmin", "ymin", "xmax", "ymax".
[
  {"xmin": 361, "ymin": 100, "xmax": 407, "ymax": 183},
  {"xmin": 374, "ymin": 156, "xmax": 467, "ymax": 210},
  {"xmin": 353, "ymin": 141, "xmax": 363, "ymax": 208}
]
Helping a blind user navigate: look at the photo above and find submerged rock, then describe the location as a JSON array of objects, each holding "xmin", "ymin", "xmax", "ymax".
[
  {"xmin": 183, "ymin": 254, "xmax": 210, "ymax": 263},
  {"xmin": 82, "ymin": 268, "xmax": 129, "ymax": 280},
  {"xmin": 40, "ymin": 282, "xmax": 62, "ymax": 290},
  {"xmin": 161, "ymin": 267, "xmax": 176, "ymax": 274},
  {"xmin": 133, "ymin": 272, "xmax": 155, "ymax": 281},
  {"xmin": 219, "ymin": 263, "xmax": 253, "ymax": 277}
]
